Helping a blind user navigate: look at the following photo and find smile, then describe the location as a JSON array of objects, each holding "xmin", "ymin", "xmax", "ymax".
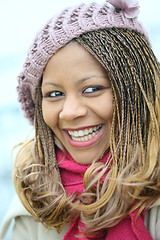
[
  {"xmin": 64, "ymin": 125, "xmax": 104, "ymax": 148},
  {"xmin": 68, "ymin": 125, "xmax": 102, "ymax": 141}
]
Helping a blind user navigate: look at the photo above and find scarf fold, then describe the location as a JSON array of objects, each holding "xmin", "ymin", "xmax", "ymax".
[{"xmin": 57, "ymin": 149, "xmax": 152, "ymax": 240}]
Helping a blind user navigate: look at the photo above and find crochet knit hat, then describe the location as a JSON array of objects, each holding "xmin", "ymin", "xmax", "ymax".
[{"xmin": 17, "ymin": 0, "xmax": 149, "ymax": 124}]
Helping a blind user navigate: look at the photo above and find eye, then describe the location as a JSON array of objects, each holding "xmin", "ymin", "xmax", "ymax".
[
  {"xmin": 82, "ymin": 85, "xmax": 107, "ymax": 94},
  {"xmin": 45, "ymin": 91, "xmax": 65, "ymax": 98}
]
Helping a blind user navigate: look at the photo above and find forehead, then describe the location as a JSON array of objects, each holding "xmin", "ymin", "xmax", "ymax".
[
  {"xmin": 46, "ymin": 41, "xmax": 100, "ymax": 66},
  {"xmin": 43, "ymin": 41, "xmax": 107, "ymax": 83}
]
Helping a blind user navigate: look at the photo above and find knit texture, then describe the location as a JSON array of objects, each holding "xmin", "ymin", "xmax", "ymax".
[
  {"xmin": 17, "ymin": 0, "xmax": 149, "ymax": 124},
  {"xmin": 57, "ymin": 149, "xmax": 153, "ymax": 240}
]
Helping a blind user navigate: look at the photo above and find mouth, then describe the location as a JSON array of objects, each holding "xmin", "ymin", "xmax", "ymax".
[
  {"xmin": 64, "ymin": 124, "xmax": 104, "ymax": 148},
  {"xmin": 68, "ymin": 125, "xmax": 103, "ymax": 141}
]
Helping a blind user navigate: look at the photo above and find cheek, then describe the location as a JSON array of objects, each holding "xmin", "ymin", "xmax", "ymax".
[
  {"xmin": 42, "ymin": 102, "xmax": 58, "ymax": 130},
  {"xmin": 103, "ymin": 95, "xmax": 113, "ymax": 122},
  {"xmin": 101, "ymin": 107, "xmax": 113, "ymax": 124},
  {"xmin": 92, "ymin": 95, "xmax": 113, "ymax": 122}
]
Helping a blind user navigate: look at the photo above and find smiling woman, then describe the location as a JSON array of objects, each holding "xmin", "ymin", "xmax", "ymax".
[{"xmin": 1, "ymin": 0, "xmax": 160, "ymax": 239}]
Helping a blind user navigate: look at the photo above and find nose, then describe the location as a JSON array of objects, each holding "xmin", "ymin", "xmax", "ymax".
[{"xmin": 59, "ymin": 95, "xmax": 88, "ymax": 121}]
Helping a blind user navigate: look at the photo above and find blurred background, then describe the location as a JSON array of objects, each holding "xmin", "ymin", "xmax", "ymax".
[{"xmin": 0, "ymin": 0, "xmax": 160, "ymax": 239}]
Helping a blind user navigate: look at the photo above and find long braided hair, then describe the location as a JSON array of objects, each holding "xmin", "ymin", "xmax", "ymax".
[{"xmin": 14, "ymin": 28, "xmax": 160, "ymax": 235}]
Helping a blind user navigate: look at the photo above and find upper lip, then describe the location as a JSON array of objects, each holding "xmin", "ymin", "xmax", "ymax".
[{"xmin": 62, "ymin": 124, "xmax": 103, "ymax": 131}]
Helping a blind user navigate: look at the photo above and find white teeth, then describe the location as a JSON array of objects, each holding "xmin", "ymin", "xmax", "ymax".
[
  {"xmin": 74, "ymin": 131, "xmax": 79, "ymax": 137},
  {"xmin": 89, "ymin": 128, "xmax": 92, "ymax": 133},
  {"xmin": 88, "ymin": 134, "xmax": 92, "ymax": 139},
  {"xmin": 68, "ymin": 125, "xmax": 102, "ymax": 141},
  {"xmin": 92, "ymin": 132, "xmax": 96, "ymax": 137},
  {"xmin": 84, "ymin": 136, "xmax": 88, "ymax": 141},
  {"xmin": 84, "ymin": 129, "xmax": 89, "ymax": 135},
  {"xmin": 79, "ymin": 130, "xmax": 84, "ymax": 137}
]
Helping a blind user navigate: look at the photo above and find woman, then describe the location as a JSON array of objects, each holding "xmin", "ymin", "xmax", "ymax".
[{"xmin": 1, "ymin": 0, "xmax": 160, "ymax": 239}]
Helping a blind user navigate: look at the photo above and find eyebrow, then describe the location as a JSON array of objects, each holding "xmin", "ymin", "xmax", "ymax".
[{"xmin": 42, "ymin": 75, "xmax": 107, "ymax": 87}]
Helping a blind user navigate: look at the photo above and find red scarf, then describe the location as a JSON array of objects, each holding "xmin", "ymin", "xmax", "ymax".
[{"xmin": 57, "ymin": 149, "xmax": 152, "ymax": 240}]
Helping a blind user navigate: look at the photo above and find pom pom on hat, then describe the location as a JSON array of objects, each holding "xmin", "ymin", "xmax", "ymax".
[
  {"xmin": 17, "ymin": 0, "xmax": 149, "ymax": 124},
  {"xmin": 107, "ymin": 0, "xmax": 139, "ymax": 18}
]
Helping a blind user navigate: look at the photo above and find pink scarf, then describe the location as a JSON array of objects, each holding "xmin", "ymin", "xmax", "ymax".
[{"xmin": 57, "ymin": 149, "xmax": 152, "ymax": 240}]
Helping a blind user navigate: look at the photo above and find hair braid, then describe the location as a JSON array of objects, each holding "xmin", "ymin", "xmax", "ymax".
[
  {"xmin": 74, "ymin": 29, "xmax": 160, "ymax": 232},
  {"xmin": 34, "ymin": 84, "xmax": 58, "ymax": 172}
]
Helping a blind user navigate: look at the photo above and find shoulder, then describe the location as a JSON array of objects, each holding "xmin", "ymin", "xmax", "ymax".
[
  {"xmin": 12, "ymin": 215, "xmax": 69, "ymax": 240},
  {"xmin": 0, "ymin": 194, "xmax": 29, "ymax": 239},
  {"xmin": 145, "ymin": 198, "xmax": 160, "ymax": 240},
  {"xmin": 0, "ymin": 194, "xmax": 69, "ymax": 240}
]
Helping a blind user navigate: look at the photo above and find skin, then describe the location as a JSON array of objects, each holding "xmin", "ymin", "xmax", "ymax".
[{"xmin": 41, "ymin": 42, "xmax": 113, "ymax": 164}]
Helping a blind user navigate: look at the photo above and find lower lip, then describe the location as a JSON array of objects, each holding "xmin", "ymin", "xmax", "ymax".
[{"xmin": 64, "ymin": 125, "xmax": 105, "ymax": 148}]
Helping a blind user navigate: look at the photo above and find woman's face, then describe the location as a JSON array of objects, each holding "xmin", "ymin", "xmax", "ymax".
[{"xmin": 42, "ymin": 42, "xmax": 113, "ymax": 164}]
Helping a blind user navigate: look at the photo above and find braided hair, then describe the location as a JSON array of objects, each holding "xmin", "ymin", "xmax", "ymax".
[{"xmin": 14, "ymin": 28, "xmax": 160, "ymax": 235}]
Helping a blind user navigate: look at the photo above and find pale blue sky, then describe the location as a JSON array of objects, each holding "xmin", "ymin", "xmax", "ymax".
[
  {"xmin": 0, "ymin": 0, "xmax": 160, "ymax": 106},
  {"xmin": 0, "ymin": 0, "xmax": 160, "ymax": 56}
]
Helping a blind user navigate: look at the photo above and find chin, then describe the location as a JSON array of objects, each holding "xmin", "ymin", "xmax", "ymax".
[{"xmin": 71, "ymin": 152, "xmax": 101, "ymax": 165}]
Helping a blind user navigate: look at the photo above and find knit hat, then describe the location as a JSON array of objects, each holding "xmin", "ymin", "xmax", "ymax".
[{"xmin": 17, "ymin": 0, "xmax": 149, "ymax": 124}]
